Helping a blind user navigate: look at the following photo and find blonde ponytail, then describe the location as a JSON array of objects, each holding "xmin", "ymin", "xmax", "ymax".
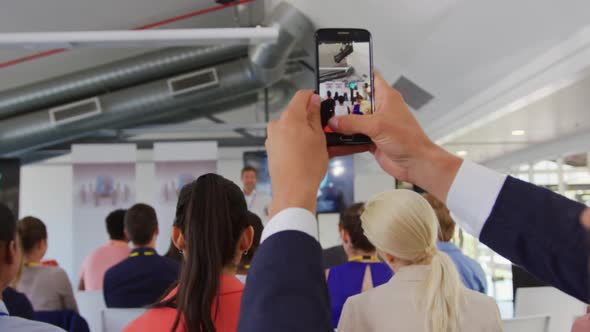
[
  {"xmin": 362, "ymin": 189, "xmax": 465, "ymax": 332},
  {"xmin": 423, "ymin": 251, "xmax": 464, "ymax": 332}
]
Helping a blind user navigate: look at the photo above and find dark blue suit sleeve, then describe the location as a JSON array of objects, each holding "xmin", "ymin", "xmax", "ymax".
[
  {"xmin": 238, "ymin": 231, "xmax": 333, "ymax": 332},
  {"xmin": 479, "ymin": 176, "xmax": 589, "ymax": 302}
]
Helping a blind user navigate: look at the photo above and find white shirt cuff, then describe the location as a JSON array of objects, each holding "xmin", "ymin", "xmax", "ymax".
[
  {"xmin": 260, "ymin": 208, "xmax": 318, "ymax": 243},
  {"xmin": 446, "ymin": 160, "xmax": 507, "ymax": 238}
]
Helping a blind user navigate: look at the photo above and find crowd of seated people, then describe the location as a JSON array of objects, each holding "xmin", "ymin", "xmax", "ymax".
[{"xmin": 2, "ymin": 73, "xmax": 590, "ymax": 332}]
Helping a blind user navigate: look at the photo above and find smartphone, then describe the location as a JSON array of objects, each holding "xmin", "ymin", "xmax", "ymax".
[{"xmin": 315, "ymin": 28, "xmax": 374, "ymax": 145}]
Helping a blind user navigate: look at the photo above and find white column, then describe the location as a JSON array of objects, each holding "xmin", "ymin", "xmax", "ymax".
[{"xmin": 528, "ymin": 162, "xmax": 535, "ymax": 184}]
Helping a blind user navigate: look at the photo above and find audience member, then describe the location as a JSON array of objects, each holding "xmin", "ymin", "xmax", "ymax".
[
  {"xmin": 0, "ymin": 203, "xmax": 64, "ymax": 331},
  {"xmin": 236, "ymin": 211, "xmax": 264, "ymax": 283},
  {"xmin": 334, "ymin": 96, "xmax": 350, "ymax": 117},
  {"xmin": 241, "ymin": 166, "xmax": 271, "ymax": 226},
  {"xmin": 337, "ymin": 190, "xmax": 501, "ymax": 331},
  {"xmin": 423, "ymin": 193, "xmax": 488, "ymax": 293},
  {"xmin": 78, "ymin": 209, "xmax": 130, "ymax": 291},
  {"xmin": 123, "ymin": 174, "xmax": 254, "ymax": 332},
  {"xmin": 320, "ymin": 90, "xmax": 336, "ymax": 128},
  {"xmin": 17, "ymin": 217, "xmax": 78, "ymax": 312},
  {"xmin": 326, "ymin": 202, "xmax": 392, "ymax": 328},
  {"xmin": 103, "ymin": 203, "xmax": 179, "ymax": 308}
]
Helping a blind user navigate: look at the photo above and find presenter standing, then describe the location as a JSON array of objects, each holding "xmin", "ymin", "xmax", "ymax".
[{"xmin": 241, "ymin": 166, "xmax": 271, "ymax": 226}]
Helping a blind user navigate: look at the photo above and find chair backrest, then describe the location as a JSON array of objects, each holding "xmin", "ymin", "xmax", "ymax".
[
  {"xmin": 515, "ymin": 286, "xmax": 586, "ymax": 332},
  {"xmin": 75, "ymin": 291, "xmax": 106, "ymax": 332},
  {"xmin": 101, "ymin": 308, "xmax": 146, "ymax": 332},
  {"xmin": 503, "ymin": 315, "xmax": 550, "ymax": 332}
]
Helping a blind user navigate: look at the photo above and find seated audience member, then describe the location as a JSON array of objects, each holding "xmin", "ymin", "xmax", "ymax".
[
  {"xmin": 103, "ymin": 203, "xmax": 179, "ymax": 308},
  {"xmin": 3, "ymin": 287, "xmax": 34, "ymax": 320},
  {"xmin": 423, "ymin": 193, "xmax": 488, "ymax": 293},
  {"xmin": 0, "ymin": 203, "xmax": 64, "ymax": 331},
  {"xmin": 236, "ymin": 211, "xmax": 264, "ymax": 283},
  {"xmin": 334, "ymin": 96, "xmax": 350, "ymax": 117},
  {"xmin": 123, "ymin": 174, "xmax": 253, "ymax": 332},
  {"xmin": 79, "ymin": 209, "xmax": 130, "ymax": 291},
  {"xmin": 326, "ymin": 203, "xmax": 393, "ymax": 328},
  {"xmin": 338, "ymin": 190, "xmax": 501, "ymax": 331},
  {"xmin": 17, "ymin": 217, "xmax": 78, "ymax": 312}
]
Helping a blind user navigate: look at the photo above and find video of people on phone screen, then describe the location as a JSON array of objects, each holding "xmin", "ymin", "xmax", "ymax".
[{"xmin": 319, "ymin": 41, "xmax": 372, "ymax": 132}]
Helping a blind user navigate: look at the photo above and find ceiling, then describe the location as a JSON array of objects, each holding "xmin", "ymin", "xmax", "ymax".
[{"xmin": 2, "ymin": 0, "xmax": 590, "ymax": 168}]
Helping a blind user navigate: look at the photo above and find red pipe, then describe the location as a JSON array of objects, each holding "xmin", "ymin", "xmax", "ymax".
[{"xmin": 0, "ymin": 0, "xmax": 255, "ymax": 70}]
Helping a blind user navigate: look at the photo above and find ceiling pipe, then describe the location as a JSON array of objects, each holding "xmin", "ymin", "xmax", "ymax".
[
  {"xmin": 0, "ymin": 45, "xmax": 247, "ymax": 120},
  {"xmin": 0, "ymin": 2, "xmax": 312, "ymax": 158}
]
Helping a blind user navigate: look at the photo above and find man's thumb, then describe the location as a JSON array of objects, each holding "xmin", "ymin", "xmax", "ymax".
[{"xmin": 328, "ymin": 115, "xmax": 377, "ymax": 137}]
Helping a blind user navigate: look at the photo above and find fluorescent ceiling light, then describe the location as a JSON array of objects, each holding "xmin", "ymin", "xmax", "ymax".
[
  {"xmin": 511, "ymin": 129, "xmax": 526, "ymax": 136},
  {"xmin": 456, "ymin": 150, "xmax": 468, "ymax": 157}
]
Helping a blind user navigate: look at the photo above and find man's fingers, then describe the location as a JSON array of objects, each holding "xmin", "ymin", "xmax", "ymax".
[
  {"xmin": 283, "ymin": 90, "xmax": 315, "ymax": 121},
  {"xmin": 306, "ymin": 94, "xmax": 322, "ymax": 131},
  {"xmin": 328, "ymin": 114, "xmax": 378, "ymax": 137}
]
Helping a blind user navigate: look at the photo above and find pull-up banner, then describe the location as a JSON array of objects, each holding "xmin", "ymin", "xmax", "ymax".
[{"xmin": 71, "ymin": 144, "xmax": 137, "ymax": 280}]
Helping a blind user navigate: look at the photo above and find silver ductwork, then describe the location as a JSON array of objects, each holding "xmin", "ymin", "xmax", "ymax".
[
  {"xmin": 0, "ymin": 45, "xmax": 248, "ymax": 120},
  {"xmin": 0, "ymin": 2, "xmax": 313, "ymax": 158}
]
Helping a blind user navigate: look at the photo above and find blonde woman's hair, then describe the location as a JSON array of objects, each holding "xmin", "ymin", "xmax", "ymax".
[{"xmin": 361, "ymin": 189, "xmax": 465, "ymax": 332}]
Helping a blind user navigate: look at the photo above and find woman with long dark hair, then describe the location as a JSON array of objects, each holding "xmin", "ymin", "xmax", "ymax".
[{"xmin": 123, "ymin": 174, "xmax": 254, "ymax": 332}]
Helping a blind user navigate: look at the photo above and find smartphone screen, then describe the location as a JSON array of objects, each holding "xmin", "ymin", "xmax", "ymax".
[{"xmin": 316, "ymin": 29, "xmax": 373, "ymax": 145}]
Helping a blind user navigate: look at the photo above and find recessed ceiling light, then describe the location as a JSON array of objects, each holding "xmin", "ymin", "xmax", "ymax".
[
  {"xmin": 512, "ymin": 130, "xmax": 526, "ymax": 136},
  {"xmin": 456, "ymin": 150, "xmax": 468, "ymax": 157}
]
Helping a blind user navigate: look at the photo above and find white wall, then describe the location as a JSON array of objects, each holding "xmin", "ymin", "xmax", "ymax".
[{"xmin": 19, "ymin": 148, "xmax": 394, "ymax": 281}]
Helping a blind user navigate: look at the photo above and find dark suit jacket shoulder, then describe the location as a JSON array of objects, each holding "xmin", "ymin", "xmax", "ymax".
[
  {"xmin": 479, "ymin": 176, "xmax": 588, "ymax": 302},
  {"xmin": 239, "ymin": 231, "xmax": 333, "ymax": 332}
]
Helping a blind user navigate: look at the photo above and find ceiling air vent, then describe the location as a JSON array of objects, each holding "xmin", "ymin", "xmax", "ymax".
[
  {"xmin": 168, "ymin": 68, "xmax": 219, "ymax": 96},
  {"xmin": 392, "ymin": 76, "xmax": 434, "ymax": 111},
  {"xmin": 49, "ymin": 97, "xmax": 102, "ymax": 125}
]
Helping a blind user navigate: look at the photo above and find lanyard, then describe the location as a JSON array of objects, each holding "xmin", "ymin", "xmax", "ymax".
[
  {"xmin": 129, "ymin": 250, "xmax": 156, "ymax": 257},
  {"xmin": 24, "ymin": 262, "xmax": 40, "ymax": 267},
  {"xmin": 348, "ymin": 255, "xmax": 380, "ymax": 263}
]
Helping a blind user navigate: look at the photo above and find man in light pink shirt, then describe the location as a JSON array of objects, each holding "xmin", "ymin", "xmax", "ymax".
[{"xmin": 79, "ymin": 210, "xmax": 130, "ymax": 291}]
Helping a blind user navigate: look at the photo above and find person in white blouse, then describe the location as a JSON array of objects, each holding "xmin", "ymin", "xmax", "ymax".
[
  {"xmin": 241, "ymin": 166, "xmax": 271, "ymax": 226},
  {"xmin": 239, "ymin": 72, "xmax": 590, "ymax": 331}
]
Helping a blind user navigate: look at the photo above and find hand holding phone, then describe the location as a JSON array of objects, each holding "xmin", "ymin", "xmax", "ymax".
[{"xmin": 315, "ymin": 28, "xmax": 374, "ymax": 146}]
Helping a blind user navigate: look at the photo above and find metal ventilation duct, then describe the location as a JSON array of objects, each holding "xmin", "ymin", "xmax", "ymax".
[
  {"xmin": 0, "ymin": 2, "xmax": 313, "ymax": 158},
  {"xmin": 0, "ymin": 45, "xmax": 247, "ymax": 120}
]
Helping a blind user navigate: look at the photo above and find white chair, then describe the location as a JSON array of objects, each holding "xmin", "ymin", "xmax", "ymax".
[
  {"xmin": 503, "ymin": 315, "xmax": 550, "ymax": 332},
  {"xmin": 75, "ymin": 291, "xmax": 106, "ymax": 332},
  {"xmin": 101, "ymin": 308, "xmax": 146, "ymax": 332},
  {"xmin": 515, "ymin": 286, "xmax": 586, "ymax": 332}
]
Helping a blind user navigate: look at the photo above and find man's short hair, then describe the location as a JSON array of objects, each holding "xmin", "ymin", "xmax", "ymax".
[
  {"xmin": 106, "ymin": 209, "xmax": 127, "ymax": 241},
  {"xmin": 241, "ymin": 166, "xmax": 257, "ymax": 177},
  {"xmin": 422, "ymin": 193, "xmax": 456, "ymax": 242},
  {"xmin": 17, "ymin": 217, "xmax": 47, "ymax": 254},
  {"xmin": 0, "ymin": 203, "xmax": 16, "ymax": 243},
  {"xmin": 125, "ymin": 204, "xmax": 158, "ymax": 246}
]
